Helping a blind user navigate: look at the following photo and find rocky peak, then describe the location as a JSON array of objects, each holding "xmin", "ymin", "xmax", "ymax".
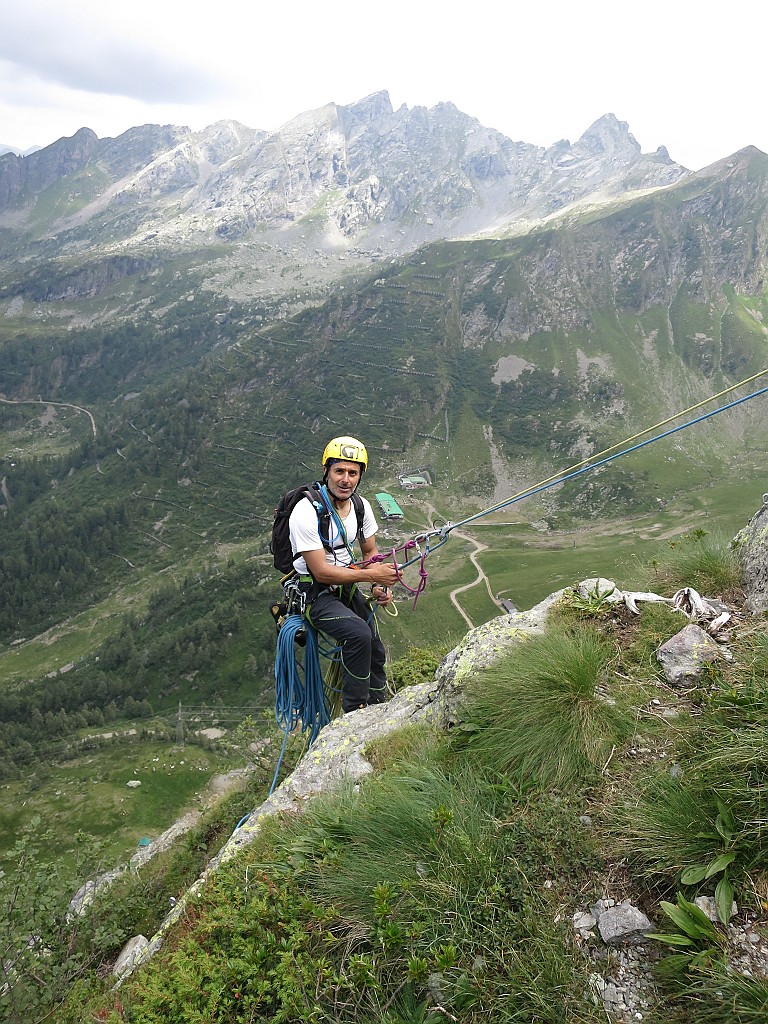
[
  {"xmin": 577, "ymin": 113, "xmax": 641, "ymax": 158},
  {"xmin": 0, "ymin": 126, "xmax": 99, "ymax": 211},
  {"xmin": 0, "ymin": 94, "xmax": 692, "ymax": 268},
  {"xmin": 534, "ymin": 112, "xmax": 687, "ymax": 202},
  {"xmin": 34, "ymin": 126, "xmax": 99, "ymax": 170},
  {"xmin": 338, "ymin": 90, "xmax": 395, "ymax": 128},
  {"xmin": 548, "ymin": 113, "xmax": 643, "ymax": 173},
  {"xmin": 192, "ymin": 120, "xmax": 264, "ymax": 164},
  {"xmin": 95, "ymin": 124, "xmax": 192, "ymax": 177}
]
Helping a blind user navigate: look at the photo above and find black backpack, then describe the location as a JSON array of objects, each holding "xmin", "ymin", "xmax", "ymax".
[{"xmin": 270, "ymin": 482, "xmax": 365, "ymax": 574}]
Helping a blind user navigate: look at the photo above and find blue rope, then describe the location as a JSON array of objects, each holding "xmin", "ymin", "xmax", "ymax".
[
  {"xmin": 397, "ymin": 384, "xmax": 768, "ymax": 567},
  {"xmin": 458, "ymin": 385, "xmax": 768, "ymax": 528},
  {"xmin": 269, "ymin": 613, "xmax": 332, "ymax": 794}
]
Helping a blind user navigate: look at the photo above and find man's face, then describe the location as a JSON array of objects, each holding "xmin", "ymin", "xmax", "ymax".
[{"xmin": 326, "ymin": 460, "xmax": 361, "ymax": 500}]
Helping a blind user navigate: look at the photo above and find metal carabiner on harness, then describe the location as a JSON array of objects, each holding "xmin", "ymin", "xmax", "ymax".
[
  {"xmin": 282, "ymin": 576, "xmax": 307, "ymax": 618},
  {"xmin": 269, "ymin": 576, "xmax": 308, "ymax": 646}
]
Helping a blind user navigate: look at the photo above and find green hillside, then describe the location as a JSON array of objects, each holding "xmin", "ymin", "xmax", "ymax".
[
  {"xmin": 4, "ymin": 530, "xmax": 768, "ymax": 1023},
  {"xmin": 1, "ymin": 148, "xmax": 768, "ymax": 955}
]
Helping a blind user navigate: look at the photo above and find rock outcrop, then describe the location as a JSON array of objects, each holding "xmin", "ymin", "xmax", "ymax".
[
  {"xmin": 735, "ymin": 496, "xmax": 768, "ymax": 613},
  {"xmin": 656, "ymin": 622, "xmax": 731, "ymax": 685}
]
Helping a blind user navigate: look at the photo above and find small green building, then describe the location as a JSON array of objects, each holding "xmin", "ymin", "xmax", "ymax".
[{"xmin": 375, "ymin": 492, "xmax": 404, "ymax": 520}]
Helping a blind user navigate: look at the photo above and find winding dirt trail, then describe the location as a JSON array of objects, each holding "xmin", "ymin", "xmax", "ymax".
[
  {"xmin": 449, "ymin": 529, "xmax": 501, "ymax": 629},
  {"xmin": 0, "ymin": 396, "xmax": 97, "ymax": 437},
  {"xmin": 409, "ymin": 496, "xmax": 500, "ymax": 629}
]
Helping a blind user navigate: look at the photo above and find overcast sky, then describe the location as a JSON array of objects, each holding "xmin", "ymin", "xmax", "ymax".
[{"xmin": 1, "ymin": 0, "xmax": 765, "ymax": 171}]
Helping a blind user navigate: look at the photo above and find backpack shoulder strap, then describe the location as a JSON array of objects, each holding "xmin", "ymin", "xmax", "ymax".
[
  {"xmin": 351, "ymin": 492, "xmax": 365, "ymax": 542},
  {"xmin": 305, "ymin": 482, "xmax": 332, "ymax": 549}
]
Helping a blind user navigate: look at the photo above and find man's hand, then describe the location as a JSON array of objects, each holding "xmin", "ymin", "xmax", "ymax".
[
  {"xmin": 372, "ymin": 584, "xmax": 394, "ymax": 606},
  {"xmin": 367, "ymin": 562, "xmax": 399, "ymax": 588}
]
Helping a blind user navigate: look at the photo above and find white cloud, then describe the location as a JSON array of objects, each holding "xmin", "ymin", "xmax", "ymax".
[
  {"xmin": 0, "ymin": 0, "xmax": 766, "ymax": 169},
  {"xmin": 0, "ymin": 4, "xmax": 225, "ymax": 102}
]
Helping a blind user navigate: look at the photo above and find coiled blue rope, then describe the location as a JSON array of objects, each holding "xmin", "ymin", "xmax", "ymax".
[{"xmin": 269, "ymin": 613, "xmax": 332, "ymax": 794}]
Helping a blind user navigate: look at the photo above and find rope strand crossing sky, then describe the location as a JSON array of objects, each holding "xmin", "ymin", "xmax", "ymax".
[{"xmin": 390, "ymin": 369, "xmax": 768, "ymax": 575}]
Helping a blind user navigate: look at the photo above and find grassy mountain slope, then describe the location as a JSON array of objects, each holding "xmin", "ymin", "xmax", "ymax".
[
  {"xmin": 0, "ymin": 146, "xmax": 767, "ymax": 873},
  {"xmin": 5, "ymin": 531, "xmax": 768, "ymax": 1023}
]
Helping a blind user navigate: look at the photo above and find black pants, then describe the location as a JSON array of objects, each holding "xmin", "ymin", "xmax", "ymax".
[{"xmin": 307, "ymin": 587, "xmax": 388, "ymax": 712}]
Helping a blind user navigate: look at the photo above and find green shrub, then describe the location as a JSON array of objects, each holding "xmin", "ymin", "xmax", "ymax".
[
  {"xmin": 126, "ymin": 868, "xmax": 326, "ymax": 1023},
  {"xmin": 388, "ymin": 646, "xmax": 444, "ymax": 691},
  {"xmin": 0, "ymin": 822, "xmax": 114, "ymax": 1023}
]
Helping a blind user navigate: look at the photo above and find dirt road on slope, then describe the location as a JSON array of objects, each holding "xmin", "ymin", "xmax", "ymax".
[
  {"xmin": 449, "ymin": 529, "xmax": 501, "ymax": 629},
  {"xmin": 407, "ymin": 496, "xmax": 501, "ymax": 629}
]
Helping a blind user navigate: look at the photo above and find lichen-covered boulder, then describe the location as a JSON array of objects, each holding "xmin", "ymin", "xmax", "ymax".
[
  {"xmin": 656, "ymin": 623, "xmax": 729, "ymax": 685},
  {"xmin": 733, "ymin": 499, "xmax": 768, "ymax": 613}
]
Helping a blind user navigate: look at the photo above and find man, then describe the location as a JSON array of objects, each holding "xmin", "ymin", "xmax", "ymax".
[{"xmin": 289, "ymin": 436, "xmax": 399, "ymax": 712}]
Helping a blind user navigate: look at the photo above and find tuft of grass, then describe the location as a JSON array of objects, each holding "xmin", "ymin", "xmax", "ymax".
[
  {"xmin": 632, "ymin": 529, "xmax": 742, "ymax": 600},
  {"xmin": 252, "ymin": 750, "xmax": 605, "ymax": 1020},
  {"xmin": 658, "ymin": 627, "xmax": 768, "ymax": 877},
  {"xmin": 457, "ymin": 624, "xmax": 631, "ymax": 789},
  {"xmin": 656, "ymin": 966, "xmax": 768, "ymax": 1022},
  {"xmin": 709, "ymin": 627, "xmax": 768, "ymax": 720},
  {"xmin": 614, "ymin": 771, "xmax": 731, "ymax": 880},
  {"xmin": 614, "ymin": 745, "xmax": 762, "ymax": 904},
  {"xmin": 678, "ymin": 729, "xmax": 768, "ymax": 875}
]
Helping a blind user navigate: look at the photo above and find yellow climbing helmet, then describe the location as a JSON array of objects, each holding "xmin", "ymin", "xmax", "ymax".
[{"xmin": 322, "ymin": 436, "xmax": 368, "ymax": 472}]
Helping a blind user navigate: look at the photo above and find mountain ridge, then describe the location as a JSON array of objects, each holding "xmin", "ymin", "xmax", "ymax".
[{"xmin": 0, "ymin": 94, "xmax": 690, "ymax": 266}]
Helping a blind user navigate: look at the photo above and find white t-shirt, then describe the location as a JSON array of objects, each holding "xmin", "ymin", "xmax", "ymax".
[{"xmin": 289, "ymin": 493, "xmax": 379, "ymax": 575}]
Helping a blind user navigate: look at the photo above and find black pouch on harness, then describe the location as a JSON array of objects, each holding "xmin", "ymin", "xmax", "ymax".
[
  {"xmin": 270, "ymin": 600, "xmax": 306, "ymax": 646},
  {"xmin": 270, "ymin": 482, "xmax": 364, "ymax": 574}
]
